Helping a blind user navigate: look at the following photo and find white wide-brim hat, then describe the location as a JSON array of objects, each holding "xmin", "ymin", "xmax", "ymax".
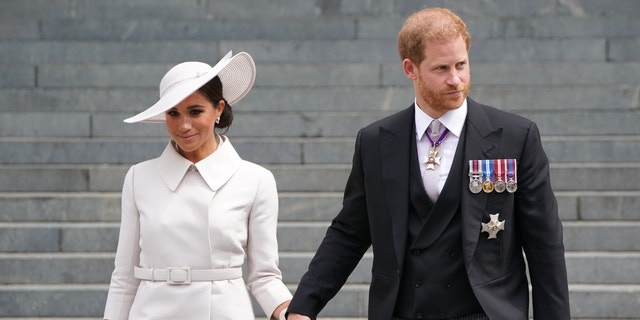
[{"xmin": 124, "ymin": 51, "xmax": 256, "ymax": 123}]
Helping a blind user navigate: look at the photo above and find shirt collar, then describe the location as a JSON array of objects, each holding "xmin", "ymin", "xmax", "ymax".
[
  {"xmin": 157, "ymin": 135, "xmax": 242, "ymax": 191},
  {"xmin": 414, "ymin": 98, "xmax": 468, "ymax": 139}
]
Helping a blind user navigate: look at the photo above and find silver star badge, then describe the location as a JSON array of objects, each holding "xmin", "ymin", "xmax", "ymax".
[
  {"xmin": 481, "ymin": 213, "xmax": 505, "ymax": 239},
  {"xmin": 424, "ymin": 149, "xmax": 441, "ymax": 170}
]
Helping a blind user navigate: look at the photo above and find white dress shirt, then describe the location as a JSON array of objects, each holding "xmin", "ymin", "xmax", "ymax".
[{"xmin": 415, "ymin": 99, "xmax": 468, "ymax": 194}]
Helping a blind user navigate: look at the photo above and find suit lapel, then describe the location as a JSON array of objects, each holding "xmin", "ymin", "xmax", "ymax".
[
  {"xmin": 379, "ymin": 106, "xmax": 414, "ymax": 268},
  {"xmin": 461, "ymin": 99, "xmax": 504, "ymax": 267},
  {"xmin": 376, "ymin": 100, "xmax": 505, "ymax": 268}
]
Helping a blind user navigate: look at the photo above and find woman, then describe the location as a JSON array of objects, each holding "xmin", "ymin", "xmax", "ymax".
[{"xmin": 104, "ymin": 51, "xmax": 291, "ymax": 320}]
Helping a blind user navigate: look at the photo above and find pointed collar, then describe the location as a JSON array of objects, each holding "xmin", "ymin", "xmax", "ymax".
[
  {"xmin": 414, "ymin": 98, "xmax": 468, "ymax": 139},
  {"xmin": 157, "ymin": 135, "xmax": 242, "ymax": 192}
]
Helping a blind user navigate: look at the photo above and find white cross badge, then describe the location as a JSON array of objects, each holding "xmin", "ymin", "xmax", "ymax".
[{"xmin": 481, "ymin": 213, "xmax": 505, "ymax": 239}]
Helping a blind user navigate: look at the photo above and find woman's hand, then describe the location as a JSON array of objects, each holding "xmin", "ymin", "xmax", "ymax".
[
  {"xmin": 271, "ymin": 300, "xmax": 291, "ymax": 320},
  {"xmin": 286, "ymin": 313, "xmax": 311, "ymax": 320}
]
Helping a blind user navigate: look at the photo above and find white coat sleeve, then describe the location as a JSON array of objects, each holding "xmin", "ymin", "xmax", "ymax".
[
  {"xmin": 103, "ymin": 166, "xmax": 141, "ymax": 320},
  {"xmin": 245, "ymin": 168, "xmax": 292, "ymax": 317}
]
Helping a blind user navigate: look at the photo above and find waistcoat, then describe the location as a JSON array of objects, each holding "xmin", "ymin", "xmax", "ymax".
[{"xmin": 394, "ymin": 126, "xmax": 482, "ymax": 319}]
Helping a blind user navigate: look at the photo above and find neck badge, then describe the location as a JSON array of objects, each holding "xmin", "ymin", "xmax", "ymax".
[{"xmin": 424, "ymin": 126, "xmax": 449, "ymax": 170}]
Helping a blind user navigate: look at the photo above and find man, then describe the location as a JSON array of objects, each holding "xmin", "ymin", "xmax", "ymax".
[{"xmin": 287, "ymin": 7, "xmax": 570, "ymax": 320}]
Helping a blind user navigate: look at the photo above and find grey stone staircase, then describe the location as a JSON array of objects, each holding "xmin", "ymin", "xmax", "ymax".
[{"xmin": 1, "ymin": 0, "xmax": 639, "ymax": 319}]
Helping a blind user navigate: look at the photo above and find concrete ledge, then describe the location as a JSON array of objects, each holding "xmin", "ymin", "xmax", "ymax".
[
  {"xmin": 0, "ymin": 65, "xmax": 34, "ymax": 87},
  {"xmin": 1, "ymin": 164, "xmax": 640, "ymax": 192},
  {"xmin": 41, "ymin": 18, "xmax": 357, "ymax": 41},
  {"xmin": 3, "ymin": 111, "xmax": 639, "ymax": 140},
  {"xmin": 563, "ymin": 221, "xmax": 640, "ymax": 251},
  {"xmin": 0, "ymin": 285, "xmax": 108, "ymax": 317},
  {"xmin": 1, "ymin": 85, "xmax": 637, "ymax": 113},
  {"xmin": 0, "ymin": 113, "xmax": 90, "ymax": 137},
  {"xmin": 384, "ymin": 62, "xmax": 640, "ymax": 86},
  {"xmin": 569, "ymin": 284, "xmax": 640, "ymax": 318},
  {"xmin": 609, "ymin": 37, "xmax": 640, "ymax": 61},
  {"xmin": 0, "ymin": 223, "xmax": 118, "ymax": 253},
  {"xmin": 0, "ymin": 194, "xmax": 121, "ymax": 222},
  {"xmin": 0, "ymin": 283, "xmax": 638, "ymax": 318},
  {"xmin": 1, "ymin": 251, "xmax": 639, "ymax": 287},
  {"xmin": 1, "ymin": 192, "xmax": 637, "ymax": 223},
  {"xmin": 3, "ymin": 220, "xmax": 634, "ymax": 254}
]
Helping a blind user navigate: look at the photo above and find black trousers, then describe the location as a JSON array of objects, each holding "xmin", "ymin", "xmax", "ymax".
[{"xmin": 392, "ymin": 313, "xmax": 488, "ymax": 320}]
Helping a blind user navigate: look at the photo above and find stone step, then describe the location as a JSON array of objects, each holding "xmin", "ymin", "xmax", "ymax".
[
  {"xmin": 8, "ymin": 15, "xmax": 632, "ymax": 42},
  {"xmin": 277, "ymin": 221, "xmax": 640, "ymax": 252},
  {"xmin": 0, "ymin": 283, "xmax": 638, "ymax": 318},
  {"xmin": 0, "ymin": 163, "xmax": 638, "ymax": 192},
  {"xmin": 1, "ymin": 221, "xmax": 639, "ymax": 253},
  {"xmin": 0, "ymin": 85, "xmax": 637, "ymax": 113},
  {"xmin": 4, "ymin": 0, "xmax": 640, "ymax": 22},
  {"xmin": 0, "ymin": 110, "xmax": 640, "ymax": 143},
  {"xmin": 0, "ymin": 136, "xmax": 639, "ymax": 164},
  {"xmin": 0, "ymin": 108, "xmax": 639, "ymax": 140},
  {"xmin": 7, "ymin": 61, "xmax": 640, "ymax": 95},
  {"xmin": 1, "ymin": 251, "xmax": 638, "ymax": 286},
  {"xmin": 2, "ymin": 39, "xmax": 639, "ymax": 63},
  {"xmin": 2, "ymin": 191, "xmax": 639, "ymax": 223}
]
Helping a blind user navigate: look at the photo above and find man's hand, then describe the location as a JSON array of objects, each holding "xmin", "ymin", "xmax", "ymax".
[{"xmin": 287, "ymin": 313, "xmax": 311, "ymax": 320}]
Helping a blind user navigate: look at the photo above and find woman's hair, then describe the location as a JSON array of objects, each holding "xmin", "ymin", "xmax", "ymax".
[
  {"xmin": 197, "ymin": 75, "xmax": 233, "ymax": 132},
  {"xmin": 397, "ymin": 7, "xmax": 470, "ymax": 64}
]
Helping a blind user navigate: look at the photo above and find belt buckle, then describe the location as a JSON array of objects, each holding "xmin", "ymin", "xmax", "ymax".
[{"xmin": 166, "ymin": 267, "xmax": 191, "ymax": 285}]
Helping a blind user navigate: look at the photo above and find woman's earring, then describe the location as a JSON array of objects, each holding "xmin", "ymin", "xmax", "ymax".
[{"xmin": 215, "ymin": 117, "xmax": 220, "ymax": 124}]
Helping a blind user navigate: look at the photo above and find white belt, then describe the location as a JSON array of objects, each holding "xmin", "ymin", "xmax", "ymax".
[{"xmin": 134, "ymin": 266, "xmax": 242, "ymax": 285}]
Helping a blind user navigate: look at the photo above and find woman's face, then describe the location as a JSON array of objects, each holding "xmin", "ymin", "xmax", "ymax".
[{"xmin": 165, "ymin": 91, "xmax": 224, "ymax": 163}]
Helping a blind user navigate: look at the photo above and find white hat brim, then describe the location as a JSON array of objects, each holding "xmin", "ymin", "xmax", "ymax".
[{"xmin": 124, "ymin": 51, "xmax": 256, "ymax": 123}]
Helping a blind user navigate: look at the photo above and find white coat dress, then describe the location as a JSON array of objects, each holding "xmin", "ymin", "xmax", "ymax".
[{"xmin": 104, "ymin": 136, "xmax": 292, "ymax": 320}]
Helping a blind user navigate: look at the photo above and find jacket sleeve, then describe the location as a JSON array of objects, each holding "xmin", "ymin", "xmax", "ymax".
[
  {"xmin": 288, "ymin": 129, "xmax": 372, "ymax": 318},
  {"xmin": 103, "ymin": 166, "xmax": 141, "ymax": 320},
  {"xmin": 515, "ymin": 122, "xmax": 571, "ymax": 319},
  {"xmin": 245, "ymin": 168, "xmax": 293, "ymax": 317}
]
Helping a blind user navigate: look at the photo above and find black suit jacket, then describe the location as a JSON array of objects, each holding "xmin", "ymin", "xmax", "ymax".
[{"xmin": 289, "ymin": 98, "xmax": 570, "ymax": 320}]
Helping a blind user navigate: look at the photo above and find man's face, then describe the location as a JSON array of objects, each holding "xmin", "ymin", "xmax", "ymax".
[{"xmin": 404, "ymin": 35, "xmax": 470, "ymax": 118}]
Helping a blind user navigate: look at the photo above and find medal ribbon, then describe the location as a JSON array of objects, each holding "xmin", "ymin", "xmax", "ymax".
[
  {"xmin": 426, "ymin": 128, "xmax": 450, "ymax": 147},
  {"xmin": 494, "ymin": 159, "xmax": 503, "ymax": 181},
  {"xmin": 503, "ymin": 159, "xmax": 509, "ymax": 181},
  {"xmin": 508, "ymin": 159, "xmax": 517, "ymax": 182},
  {"xmin": 484, "ymin": 159, "xmax": 492, "ymax": 182}
]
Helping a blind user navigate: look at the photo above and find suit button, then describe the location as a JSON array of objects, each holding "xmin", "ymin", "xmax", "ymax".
[
  {"xmin": 448, "ymin": 249, "xmax": 455, "ymax": 257},
  {"xmin": 415, "ymin": 280, "xmax": 422, "ymax": 288},
  {"xmin": 411, "ymin": 249, "xmax": 421, "ymax": 255},
  {"xmin": 445, "ymin": 281, "xmax": 451, "ymax": 288},
  {"xmin": 416, "ymin": 313, "xmax": 424, "ymax": 319}
]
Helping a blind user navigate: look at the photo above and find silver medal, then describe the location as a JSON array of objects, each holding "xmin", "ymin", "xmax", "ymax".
[
  {"xmin": 469, "ymin": 179, "xmax": 482, "ymax": 193},
  {"xmin": 469, "ymin": 171, "xmax": 483, "ymax": 194},
  {"xmin": 481, "ymin": 213, "xmax": 505, "ymax": 239}
]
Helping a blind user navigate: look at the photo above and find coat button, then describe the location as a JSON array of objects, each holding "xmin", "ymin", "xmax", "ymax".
[
  {"xmin": 415, "ymin": 280, "xmax": 422, "ymax": 288},
  {"xmin": 411, "ymin": 249, "xmax": 421, "ymax": 255},
  {"xmin": 416, "ymin": 313, "xmax": 424, "ymax": 319}
]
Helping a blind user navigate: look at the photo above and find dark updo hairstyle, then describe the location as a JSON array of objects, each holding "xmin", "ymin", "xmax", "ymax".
[{"xmin": 197, "ymin": 75, "xmax": 233, "ymax": 133}]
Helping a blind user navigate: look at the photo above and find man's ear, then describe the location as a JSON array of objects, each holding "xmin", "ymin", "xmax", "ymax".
[{"xmin": 402, "ymin": 59, "xmax": 418, "ymax": 80}]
